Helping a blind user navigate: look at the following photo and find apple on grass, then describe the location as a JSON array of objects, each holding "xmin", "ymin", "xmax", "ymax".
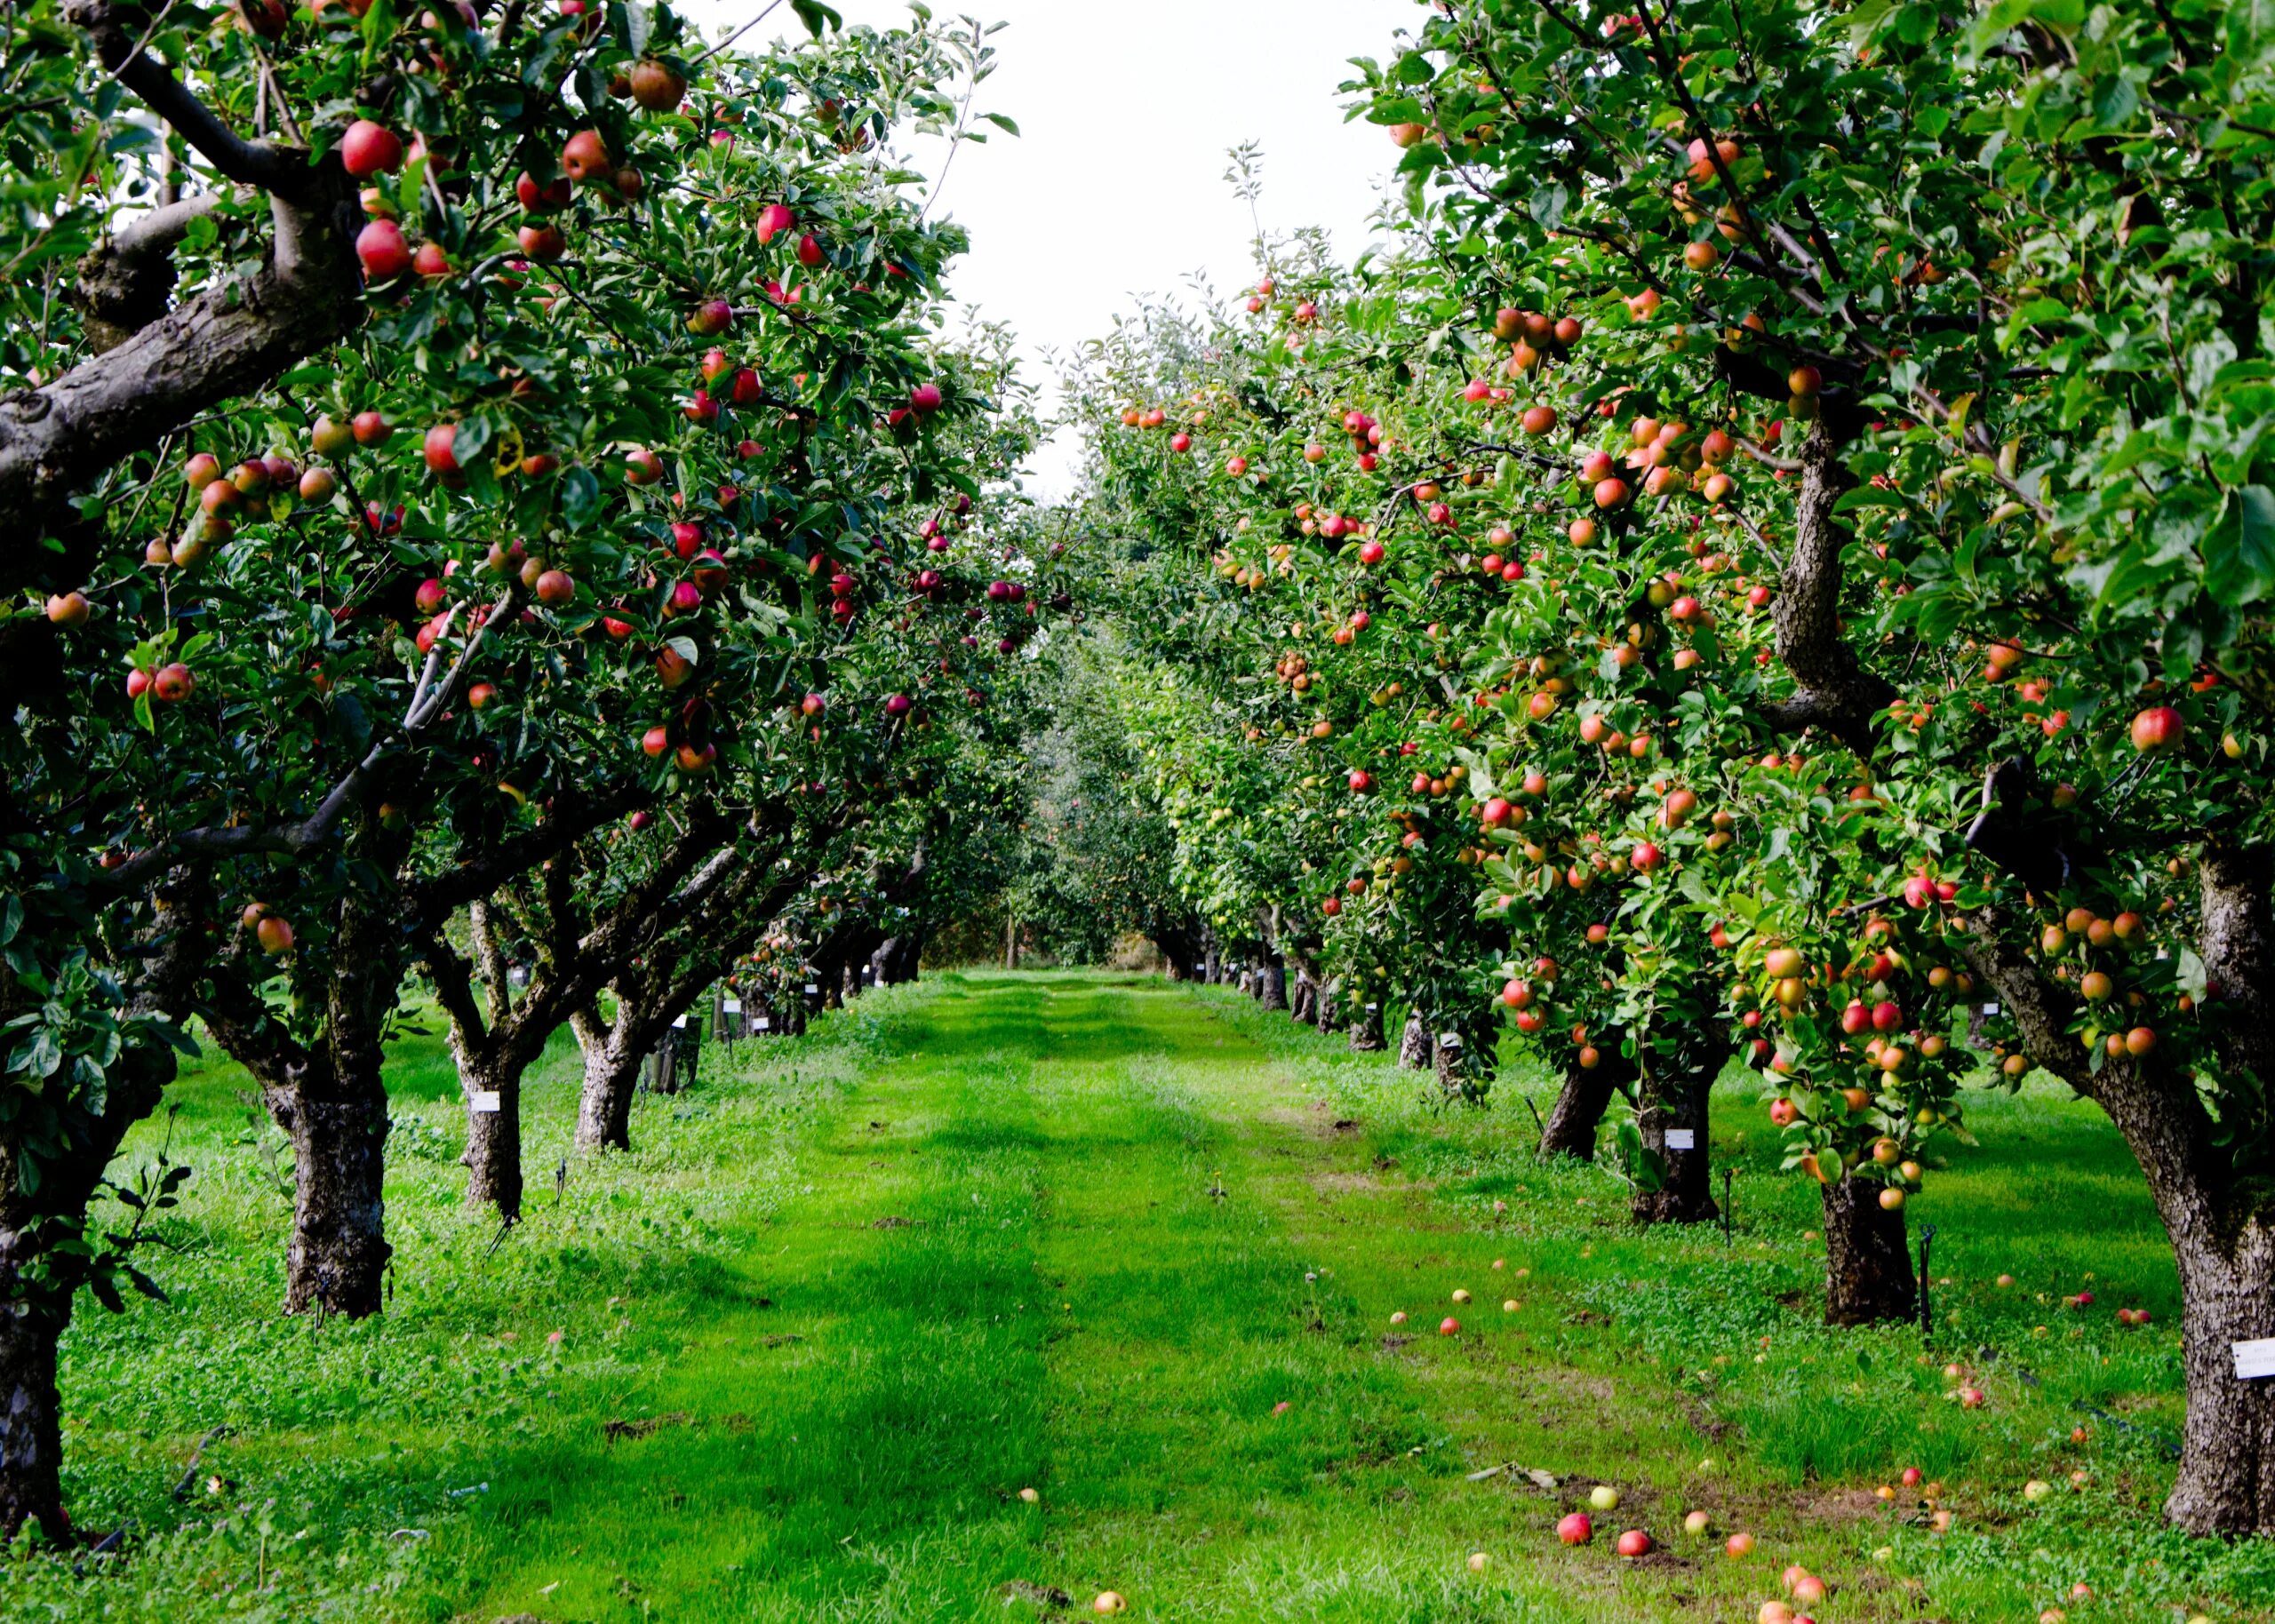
[
  {"xmin": 1556, "ymin": 1511, "xmax": 1592, "ymax": 1546},
  {"xmin": 1588, "ymin": 1485, "xmax": 1620, "ymax": 1512}
]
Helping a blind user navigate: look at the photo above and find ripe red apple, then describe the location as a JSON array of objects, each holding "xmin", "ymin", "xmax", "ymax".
[
  {"xmin": 339, "ymin": 119, "xmax": 403, "ymax": 177},
  {"xmin": 255, "ymin": 915, "xmax": 296, "ymax": 954},
  {"xmin": 561, "ymin": 130, "xmax": 611, "ymax": 182},
  {"xmin": 467, "ymin": 682, "xmax": 497, "ymax": 710},
  {"xmin": 1348, "ymin": 769, "xmax": 1372, "ymax": 792},
  {"xmin": 797, "ymin": 234, "xmax": 826, "ymax": 267},
  {"xmin": 45, "ymin": 592, "xmax": 90, "ymax": 626},
  {"xmin": 534, "ymin": 569, "xmax": 575, "ymax": 605},
  {"xmin": 125, "ymin": 668, "xmax": 152, "ymax": 699},
  {"xmin": 152, "ymin": 662, "xmax": 195, "ymax": 703},
  {"xmin": 1557, "ymin": 1511, "xmax": 1592, "ymax": 1545},
  {"xmin": 516, "ymin": 171, "xmax": 571, "ymax": 212},
  {"xmin": 2130, "ymin": 705, "xmax": 2183, "ymax": 752},
  {"xmin": 1789, "ymin": 364, "xmax": 1823, "ymax": 396},
  {"xmin": 1616, "ymin": 1529, "xmax": 1651, "ymax": 1558},
  {"xmin": 517, "ymin": 222, "xmax": 566, "ymax": 260},
  {"xmin": 689, "ymin": 299, "xmax": 734, "ymax": 337},
  {"xmin": 675, "ymin": 742, "xmax": 716, "ymax": 774},
  {"xmin": 625, "ymin": 448, "xmax": 665, "ymax": 485},
  {"xmin": 910, "ymin": 382, "xmax": 944, "ymax": 415},
  {"xmin": 414, "ymin": 577, "xmax": 447, "ymax": 614},
  {"xmin": 355, "ymin": 219, "xmax": 411, "ymax": 279},
  {"xmin": 755, "ymin": 203, "xmax": 795, "ymax": 243},
  {"xmin": 423, "ymin": 423, "xmax": 460, "ymax": 474},
  {"xmin": 412, "ymin": 242, "xmax": 451, "ymax": 278}
]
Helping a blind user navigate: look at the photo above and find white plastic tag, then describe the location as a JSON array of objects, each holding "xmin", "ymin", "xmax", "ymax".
[
  {"xmin": 470, "ymin": 1090, "xmax": 502, "ymax": 1114},
  {"xmin": 1366, "ymin": 1003, "xmax": 1379, "ymax": 1012},
  {"xmin": 755, "ymin": 1017, "xmax": 771, "ymax": 1031},
  {"xmin": 673, "ymin": 1015, "xmax": 687, "ymax": 1029},
  {"xmin": 2234, "ymin": 1339, "xmax": 2275, "ymax": 1379},
  {"xmin": 1982, "ymin": 1002, "xmax": 2000, "ymax": 1015},
  {"xmin": 805, "ymin": 983, "xmax": 818, "ymax": 994},
  {"xmin": 723, "ymin": 997, "xmax": 742, "ymax": 1014},
  {"xmin": 1665, "ymin": 1128, "xmax": 1696, "ymax": 1150}
]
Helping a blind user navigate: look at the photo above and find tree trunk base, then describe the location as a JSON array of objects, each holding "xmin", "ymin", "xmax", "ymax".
[
  {"xmin": 0, "ymin": 1300, "xmax": 68, "ymax": 1541},
  {"xmin": 283, "ymin": 1092, "xmax": 392, "ymax": 1318},
  {"xmin": 1820, "ymin": 1173, "xmax": 1917, "ymax": 1326},
  {"xmin": 2166, "ymin": 1214, "xmax": 2275, "ymax": 1535},
  {"xmin": 1348, "ymin": 1000, "xmax": 1385, "ymax": 1052},
  {"xmin": 1538, "ymin": 1054, "xmax": 1626, "ymax": 1161},
  {"xmin": 1396, "ymin": 1013, "xmax": 1431, "ymax": 1070}
]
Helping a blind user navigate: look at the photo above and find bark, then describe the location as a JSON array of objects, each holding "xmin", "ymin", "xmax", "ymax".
[
  {"xmin": 1314, "ymin": 978, "xmax": 1338, "ymax": 1032},
  {"xmin": 1258, "ymin": 962, "xmax": 1288, "ymax": 1012},
  {"xmin": 1537, "ymin": 1046, "xmax": 1634, "ymax": 1161},
  {"xmin": 1820, "ymin": 1170, "xmax": 1918, "ymax": 1326},
  {"xmin": 1632, "ymin": 1035, "xmax": 1727, "ymax": 1225},
  {"xmin": 1397, "ymin": 1012, "xmax": 1432, "ymax": 1069},
  {"xmin": 1290, "ymin": 974, "xmax": 1316, "ymax": 1025},
  {"xmin": 571, "ymin": 1003, "xmax": 643, "ymax": 1154},
  {"xmin": 1347, "ymin": 996, "xmax": 1385, "ymax": 1052},
  {"xmin": 1757, "ymin": 417, "xmax": 1896, "ymax": 756},
  {"xmin": 10, "ymin": 4, "xmax": 362, "ymax": 589},
  {"xmin": 455, "ymin": 1049, "xmax": 523, "ymax": 1222}
]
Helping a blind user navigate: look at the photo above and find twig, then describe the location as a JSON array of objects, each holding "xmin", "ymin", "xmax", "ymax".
[
  {"xmin": 169, "ymin": 1424, "xmax": 231, "ymax": 1501},
  {"xmin": 691, "ymin": 0, "xmax": 785, "ymax": 67}
]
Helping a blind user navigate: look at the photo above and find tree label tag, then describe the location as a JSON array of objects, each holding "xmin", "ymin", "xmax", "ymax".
[
  {"xmin": 2233, "ymin": 1339, "xmax": 2275, "ymax": 1379},
  {"xmin": 1366, "ymin": 1003, "xmax": 1379, "ymax": 1012},
  {"xmin": 723, "ymin": 997, "xmax": 742, "ymax": 1014},
  {"xmin": 805, "ymin": 983, "xmax": 819, "ymax": 994},
  {"xmin": 470, "ymin": 1090, "xmax": 502, "ymax": 1114},
  {"xmin": 1982, "ymin": 1002, "xmax": 2000, "ymax": 1015},
  {"xmin": 1440, "ymin": 1033, "xmax": 1463, "ymax": 1049},
  {"xmin": 1664, "ymin": 1128, "xmax": 1696, "ymax": 1150},
  {"xmin": 755, "ymin": 1017, "xmax": 771, "ymax": 1031},
  {"xmin": 673, "ymin": 1015, "xmax": 688, "ymax": 1029}
]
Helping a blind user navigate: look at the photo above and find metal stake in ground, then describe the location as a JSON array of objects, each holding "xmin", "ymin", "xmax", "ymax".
[{"xmin": 1917, "ymin": 1222, "xmax": 1937, "ymax": 1336}]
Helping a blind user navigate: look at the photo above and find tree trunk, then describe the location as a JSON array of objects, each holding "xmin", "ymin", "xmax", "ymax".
[
  {"xmin": 0, "ymin": 1299, "xmax": 68, "ymax": 1542},
  {"xmin": 1820, "ymin": 1171, "xmax": 1917, "ymax": 1326},
  {"xmin": 2167, "ymin": 1214, "xmax": 2275, "ymax": 1534},
  {"xmin": 1004, "ymin": 916, "xmax": 1019, "ymax": 969},
  {"xmin": 456, "ymin": 1051, "xmax": 523, "ymax": 1222},
  {"xmin": 275, "ymin": 1067, "xmax": 392, "ymax": 1317},
  {"xmin": 572, "ymin": 1003, "xmax": 643, "ymax": 1153},
  {"xmin": 1348, "ymin": 996, "xmax": 1385, "ymax": 1052},
  {"xmin": 1258, "ymin": 962, "xmax": 1287, "ymax": 1012},
  {"xmin": 1314, "ymin": 977, "xmax": 1337, "ymax": 1032},
  {"xmin": 1632, "ymin": 1039, "xmax": 1724, "ymax": 1225},
  {"xmin": 1290, "ymin": 974, "xmax": 1316, "ymax": 1024},
  {"xmin": 1538, "ymin": 1047, "xmax": 1632, "ymax": 1161},
  {"xmin": 1397, "ymin": 1011, "xmax": 1431, "ymax": 1069}
]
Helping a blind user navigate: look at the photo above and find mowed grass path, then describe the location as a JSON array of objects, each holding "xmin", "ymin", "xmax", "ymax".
[{"xmin": 21, "ymin": 972, "xmax": 2275, "ymax": 1621}]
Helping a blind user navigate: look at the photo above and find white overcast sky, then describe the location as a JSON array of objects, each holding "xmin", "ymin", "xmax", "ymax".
[{"xmin": 682, "ymin": 0, "xmax": 1417, "ymax": 498}]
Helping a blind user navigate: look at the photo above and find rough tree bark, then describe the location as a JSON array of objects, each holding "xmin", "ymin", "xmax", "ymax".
[
  {"xmin": 1758, "ymin": 418, "xmax": 1896, "ymax": 756},
  {"xmin": 571, "ymin": 1002, "xmax": 644, "ymax": 1154},
  {"xmin": 1397, "ymin": 1011, "xmax": 1432, "ymax": 1069},
  {"xmin": 1347, "ymin": 995, "xmax": 1385, "ymax": 1053},
  {"xmin": 1290, "ymin": 973, "xmax": 1316, "ymax": 1024},
  {"xmin": 1820, "ymin": 1170, "xmax": 1918, "ymax": 1326},
  {"xmin": 1537, "ymin": 1046, "xmax": 1635, "ymax": 1161}
]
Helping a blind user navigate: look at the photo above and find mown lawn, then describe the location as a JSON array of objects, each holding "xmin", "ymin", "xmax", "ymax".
[{"xmin": 8, "ymin": 971, "xmax": 2272, "ymax": 1621}]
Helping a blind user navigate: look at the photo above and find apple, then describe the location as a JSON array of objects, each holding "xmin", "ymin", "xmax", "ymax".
[
  {"xmin": 1557, "ymin": 1511, "xmax": 1592, "ymax": 1545},
  {"xmin": 1758, "ymin": 1606, "xmax": 1793, "ymax": 1624},
  {"xmin": 1092, "ymin": 1594, "xmax": 1125, "ymax": 1615},
  {"xmin": 355, "ymin": 219, "xmax": 411, "ymax": 279},
  {"xmin": 561, "ymin": 129, "xmax": 611, "ymax": 182},
  {"xmin": 517, "ymin": 222, "xmax": 566, "ymax": 259},
  {"xmin": 629, "ymin": 58, "xmax": 685, "ymax": 110},
  {"xmin": 756, "ymin": 203, "xmax": 795, "ymax": 243},
  {"xmin": 1683, "ymin": 1510, "xmax": 1711, "ymax": 1536},
  {"xmin": 534, "ymin": 569, "xmax": 575, "ymax": 605},
  {"xmin": 45, "ymin": 592, "xmax": 90, "ymax": 626},
  {"xmin": 1726, "ymin": 1532, "xmax": 1755, "ymax": 1557},
  {"xmin": 339, "ymin": 118, "xmax": 403, "ymax": 177},
  {"xmin": 625, "ymin": 448, "xmax": 666, "ymax": 485},
  {"xmin": 1438, "ymin": 1316, "xmax": 1459, "ymax": 1336},
  {"xmin": 674, "ymin": 742, "xmax": 716, "ymax": 774},
  {"xmin": 1358, "ymin": 539, "xmax": 1385, "ymax": 565},
  {"xmin": 2130, "ymin": 705, "xmax": 2183, "ymax": 752},
  {"xmin": 516, "ymin": 171, "xmax": 571, "ymax": 212},
  {"xmin": 424, "ymin": 423, "xmax": 460, "ymax": 475},
  {"xmin": 1465, "ymin": 1551, "xmax": 1489, "ymax": 1572},
  {"xmin": 255, "ymin": 915, "xmax": 295, "ymax": 954},
  {"xmin": 1792, "ymin": 1574, "xmax": 1826, "ymax": 1604},
  {"xmin": 910, "ymin": 382, "xmax": 944, "ymax": 415},
  {"xmin": 2024, "ymin": 1478, "xmax": 2053, "ymax": 1502},
  {"xmin": 1788, "ymin": 364, "xmax": 1823, "ymax": 396},
  {"xmin": 689, "ymin": 299, "xmax": 734, "ymax": 336},
  {"xmin": 152, "ymin": 662, "xmax": 195, "ymax": 702},
  {"xmin": 1018, "ymin": 1487, "xmax": 1040, "ymax": 1504},
  {"xmin": 1389, "ymin": 1310, "xmax": 1408, "ymax": 1325},
  {"xmin": 1616, "ymin": 1529, "xmax": 1651, "ymax": 1558}
]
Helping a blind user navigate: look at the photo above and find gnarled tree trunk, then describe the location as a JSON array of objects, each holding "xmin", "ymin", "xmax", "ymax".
[
  {"xmin": 1397, "ymin": 1011, "xmax": 1431, "ymax": 1069},
  {"xmin": 571, "ymin": 1003, "xmax": 644, "ymax": 1154},
  {"xmin": 1258, "ymin": 961, "xmax": 1288, "ymax": 1011},
  {"xmin": 1347, "ymin": 995, "xmax": 1385, "ymax": 1052},
  {"xmin": 455, "ymin": 1049, "xmax": 523, "ymax": 1221}
]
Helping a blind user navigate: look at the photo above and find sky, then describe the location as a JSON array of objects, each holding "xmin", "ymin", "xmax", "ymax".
[{"xmin": 682, "ymin": 0, "xmax": 1418, "ymax": 498}]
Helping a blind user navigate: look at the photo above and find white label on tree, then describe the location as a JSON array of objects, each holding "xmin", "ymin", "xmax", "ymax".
[
  {"xmin": 1982, "ymin": 1002, "xmax": 2000, "ymax": 1015},
  {"xmin": 1665, "ymin": 1128, "xmax": 1696, "ymax": 1150},
  {"xmin": 1366, "ymin": 1004, "xmax": 1379, "ymax": 1012},
  {"xmin": 2233, "ymin": 1339, "xmax": 2275, "ymax": 1379},
  {"xmin": 805, "ymin": 983, "xmax": 818, "ymax": 994},
  {"xmin": 755, "ymin": 1017, "xmax": 771, "ymax": 1031},
  {"xmin": 723, "ymin": 997, "xmax": 742, "ymax": 1014},
  {"xmin": 674, "ymin": 1015, "xmax": 688, "ymax": 1029},
  {"xmin": 1441, "ymin": 1034, "xmax": 1463, "ymax": 1050},
  {"xmin": 470, "ymin": 1090, "xmax": 502, "ymax": 1114}
]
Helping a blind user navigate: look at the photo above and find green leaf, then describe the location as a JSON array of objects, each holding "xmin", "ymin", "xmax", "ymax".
[
  {"xmin": 979, "ymin": 113, "xmax": 1019, "ymax": 137},
  {"xmin": 561, "ymin": 466, "xmax": 602, "ymax": 528},
  {"xmin": 2204, "ymin": 486, "xmax": 2275, "ymax": 606},
  {"xmin": 790, "ymin": 0, "xmax": 841, "ymax": 35}
]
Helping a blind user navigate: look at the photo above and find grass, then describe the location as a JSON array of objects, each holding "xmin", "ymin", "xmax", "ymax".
[{"xmin": 7, "ymin": 970, "xmax": 2273, "ymax": 1621}]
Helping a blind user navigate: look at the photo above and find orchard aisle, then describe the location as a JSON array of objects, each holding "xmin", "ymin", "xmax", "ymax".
[{"xmin": 448, "ymin": 970, "xmax": 1696, "ymax": 1622}]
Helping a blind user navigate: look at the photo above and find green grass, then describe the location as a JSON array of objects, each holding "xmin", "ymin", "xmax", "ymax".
[{"xmin": 9, "ymin": 971, "xmax": 2273, "ymax": 1621}]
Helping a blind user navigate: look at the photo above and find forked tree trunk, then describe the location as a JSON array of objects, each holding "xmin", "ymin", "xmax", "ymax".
[
  {"xmin": 571, "ymin": 1004, "xmax": 643, "ymax": 1153},
  {"xmin": 1348, "ymin": 996, "xmax": 1385, "ymax": 1052},
  {"xmin": 1632, "ymin": 1038, "xmax": 1726, "ymax": 1225},
  {"xmin": 1820, "ymin": 1171, "xmax": 1916, "ymax": 1326},
  {"xmin": 1290, "ymin": 975, "xmax": 1316, "ymax": 1024},
  {"xmin": 1397, "ymin": 1011, "xmax": 1431, "ymax": 1069},
  {"xmin": 1537, "ymin": 1047, "xmax": 1633, "ymax": 1161}
]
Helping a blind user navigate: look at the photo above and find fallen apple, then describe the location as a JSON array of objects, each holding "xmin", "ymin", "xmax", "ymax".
[
  {"xmin": 1588, "ymin": 1485, "xmax": 1620, "ymax": 1512},
  {"xmin": 1557, "ymin": 1511, "xmax": 1592, "ymax": 1545}
]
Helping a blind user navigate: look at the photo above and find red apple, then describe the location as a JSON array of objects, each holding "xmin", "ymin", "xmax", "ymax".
[
  {"xmin": 1557, "ymin": 1512, "xmax": 1592, "ymax": 1545},
  {"xmin": 355, "ymin": 219, "xmax": 411, "ymax": 279},
  {"xmin": 339, "ymin": 119, "xmax": 403, "ymax": 177},
  {"xmin": 2130, "ymin": 705, "xmax": 2183, "ymax": 752}
]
